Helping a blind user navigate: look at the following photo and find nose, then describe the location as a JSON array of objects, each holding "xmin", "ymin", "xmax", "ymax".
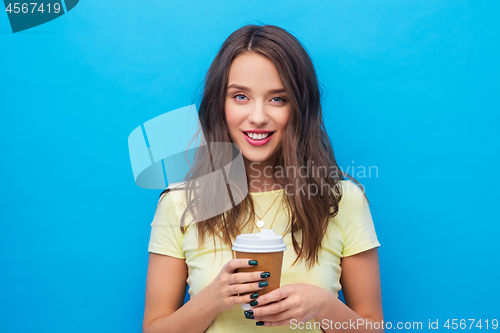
[{"xmin": 247, "ymin": 102, "xmax": 268, "ymax": 126}]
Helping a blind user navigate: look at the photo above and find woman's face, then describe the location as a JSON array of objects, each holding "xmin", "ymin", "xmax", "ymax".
[{"xmin": 224, "ymin": 52, "xmax": 291, "ymax": 165}]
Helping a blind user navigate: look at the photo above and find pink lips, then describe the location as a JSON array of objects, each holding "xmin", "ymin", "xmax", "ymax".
[{"xmin": 243, "ymin": 131, "xmax": 274, "ymax": 146}]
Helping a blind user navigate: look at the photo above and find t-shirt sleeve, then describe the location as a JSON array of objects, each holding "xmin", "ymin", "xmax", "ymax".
[
  {"xmin": 148, "ymin": 191, "xmax": 185, "ymax": 259},
  {"xmin": 341, "ymin": 182, "xmax": 381, "ymax": 257}
]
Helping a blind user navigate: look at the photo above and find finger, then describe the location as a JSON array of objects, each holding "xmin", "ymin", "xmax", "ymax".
[
  {"xmin": 229, "ymin": 271, "xmax": 270, "ymax": 285},
  {"xmin": 253, "ymin": 309, "xmax": 292, "ymax": 323},
  {"xmin": 251, "ymin": 285, "xmax": 291, "ymax": 307},
  {"xmin": 230, "ymin": 280, "xmax": 268, "ymax": 296},
  {"xmin": 250, "ymin": 298, "xmax": 291, "ymax": 318},
  {"xmin": 231, "ymin": 293, "xmax": 261, "ymax": 306},
  {"xmin": 257, "ymin": 319, "xmax": 295, "ymax": 327},
  {"xmin": 225, "ymin": 258, "xmax": 258, "ymax": 273}
]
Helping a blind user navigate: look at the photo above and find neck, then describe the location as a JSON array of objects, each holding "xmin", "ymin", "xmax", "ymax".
[{"xmin": 244, "ymin": 155, "xmax": 282, "ymax": 193}]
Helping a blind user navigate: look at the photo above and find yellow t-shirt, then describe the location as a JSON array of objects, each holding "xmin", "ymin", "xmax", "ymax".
[{"xmin": 148, "ymin": 180, "xmax": 381, "ymax": 332}]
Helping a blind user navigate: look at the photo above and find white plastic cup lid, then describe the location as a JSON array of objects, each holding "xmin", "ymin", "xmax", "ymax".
[{"xmin": 232, "ymin": 229, "xmax": 287, "ymax": 253}]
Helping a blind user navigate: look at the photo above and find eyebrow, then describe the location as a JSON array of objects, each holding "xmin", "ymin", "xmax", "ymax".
[{"xmin": 227, "ymin": 84, "xmax": 286, "ymax": 94}]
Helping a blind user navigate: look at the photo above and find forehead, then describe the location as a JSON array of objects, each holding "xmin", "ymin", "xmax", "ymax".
[{"xmin": 227, "ymin": 53, "xmax": 285, "ymax": 92}]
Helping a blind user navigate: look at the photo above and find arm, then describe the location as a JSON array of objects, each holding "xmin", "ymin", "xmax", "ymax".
[
  {"xmin": 247, "ymin": 248, "xmax": 384, "ymax": 331},
  {"xmin": 142, "ymin": 253, "xmax": 220, "ymax": 333},
  {"xmin": 315, "ymin": 247, "xmax": 384, "ymax": 332},
  {"xmin": 143, "ymin": 253, "xmax": 271, "ymax": 333}
]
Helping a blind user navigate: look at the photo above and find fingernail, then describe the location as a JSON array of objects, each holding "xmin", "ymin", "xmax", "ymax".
[
  {"xmin": 244, "ymin": 310, "xmax": 254, "ymax": 316},
  {"xmin": 245, "ymin": 315, "xmax": 255, "ymax": 319},
  {"xmin": 250, "ymin": 300, "xmax": 258, "ymax": 306},
  {"xmin": 260, "ymin": 272, "xmax": 270, "ymax": 278},
  {"xmin": 248, "ymin": 260, "xmax": 258, "ymax": 266},
  {"xmin": 256, "ymin": 321, "xmax": 264, "ymax": 326},
  {"xmin": 250, "ymin": 293, "xmax": 259, "ymax": 299},
  {"xmin": 258, "ymin": 281, "xmax": 268, "ymax": 288}
]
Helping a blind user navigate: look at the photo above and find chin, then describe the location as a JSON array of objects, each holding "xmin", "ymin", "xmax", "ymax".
[
  {"xmin": 246, "ymin": 158, "xmax": 269, "ymax": 164},
  {"xmin": 243, "ymin": 155, "xmax": 266, "ymax": 163},
  {"xmin": 243, "ymin": 151, "xmax": 275, "ymax": 164}
]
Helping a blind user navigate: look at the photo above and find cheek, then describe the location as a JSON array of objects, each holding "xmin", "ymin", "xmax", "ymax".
[
  {"xmin": 225, "ymin": 111, "xmax": 235, "ymax": 131},
  {"xmin": 224, "ymin": 107, "xmax": 241, "ymax": 132},
  {"xmin": 224, "ymin": 103, "xmax": 232, "ymax": 127},
  {"xmin": 278, "ymin": 110, "xmax": 291, "ymax": 130}
]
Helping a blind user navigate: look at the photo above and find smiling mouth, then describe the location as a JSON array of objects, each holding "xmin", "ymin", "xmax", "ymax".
[{"xmin": 243, "ymin": 132, "xmax": 275, "ymax": 140}]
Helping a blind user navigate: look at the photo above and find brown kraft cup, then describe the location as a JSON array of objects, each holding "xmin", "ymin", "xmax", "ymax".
[{"xmin": 231, "ymin": 229, "xmax": 287, "ymax": 310}]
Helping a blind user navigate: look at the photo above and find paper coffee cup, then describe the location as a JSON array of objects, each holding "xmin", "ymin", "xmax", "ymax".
[{"xmin": 232, "ymin": 229, "xmax": 287, "ymax": 310}]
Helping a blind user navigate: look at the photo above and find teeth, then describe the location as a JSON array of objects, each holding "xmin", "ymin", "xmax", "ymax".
[{"xmin": 247, "ymin": 132, "xmax": 270, "ymax": 140}]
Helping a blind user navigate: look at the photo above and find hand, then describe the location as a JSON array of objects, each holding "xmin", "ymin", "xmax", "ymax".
[
  {"xmin": 206, "ymin": 258, "xmax": 271, "ymax": 313},
  {"xmin": 243, "ymin": 283, "xmax": 328, "ymax": 327}
]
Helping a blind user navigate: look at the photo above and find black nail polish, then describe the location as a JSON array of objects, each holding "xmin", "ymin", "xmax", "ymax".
[
  {"xmin": 244, "ymin": 310, "xmax": 254, "ymax": 316},
  {"xmin": 256, "ymin": 321, "xmax": 264, "ymax": 326},
  {"xmin": 248, "ymin": 260, "xmax": 258, "ymax": 266},
  {"xmin": 245, "ymin": 315, "xmax": 255, "ymax": 319},
  {"xmin": 250, "ymin": 293, "xmax": 259, "ymax": 299},
  {"xmin": 260, "ymin": 272, "xmax": 270, "ymax": 278},
  {"xmin": 250, "ymin": 300, "xmax": 258, "ymax": 306},
  {"xmin": 258, "ymin": 281, "xmax": 268, "ymax": 288}
]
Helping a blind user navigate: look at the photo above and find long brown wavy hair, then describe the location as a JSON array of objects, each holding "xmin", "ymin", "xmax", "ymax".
[{"xmin": 160, "ymin": 24, "xmax": 367, "ymax": 269}]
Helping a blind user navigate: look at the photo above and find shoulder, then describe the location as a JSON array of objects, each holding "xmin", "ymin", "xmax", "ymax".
[
  {"xmin": 335, "ymin": 180, "xmax": 366, "ymax": 206},
  {"xmin": 155, "ymin": 182, "xmax": 188, "ymax": 220},
  {"xmin": 332, "ymin": 180, "xmax": 370, "ymax": 223},
  {"xmin": 159, "ymin": 182, "xmax": 187, "ymax": 204},
  {"xmin": 339, "ymin": 180, "xmax": 366, "ymax": 199}
]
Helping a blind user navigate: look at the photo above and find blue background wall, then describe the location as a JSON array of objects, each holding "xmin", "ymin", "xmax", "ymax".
[{"xmin": 1, "ymin": 1, "xmax": 499, "ymax": 332}]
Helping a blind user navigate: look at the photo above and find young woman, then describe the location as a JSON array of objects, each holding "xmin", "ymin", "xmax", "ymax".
[{"xmin": 143, "ymin": 25, "xmax": 383, "ymax": 333}]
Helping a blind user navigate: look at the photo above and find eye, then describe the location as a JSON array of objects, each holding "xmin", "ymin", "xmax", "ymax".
[
  {"xmin": 272, "ymin": 96, "xmax": 287, "ymax": 103},
  {"xmin": 233, "ymin": 94, "xmax": 248, "ymax": 101},
  {"xmin": 232, "ymin": 94, "xmax": 287, "ymax": 103}
]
